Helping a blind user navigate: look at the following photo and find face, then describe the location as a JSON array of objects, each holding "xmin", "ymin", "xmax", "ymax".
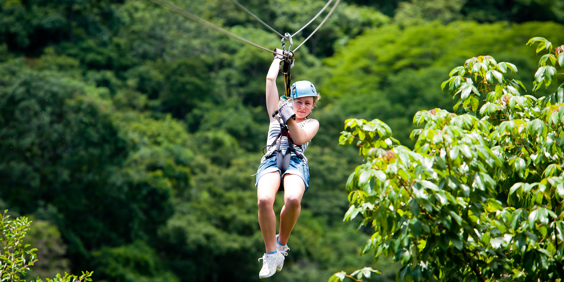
[{"xmin": 293, "ymin": 97, "xmax": 315, "ymax": 119}]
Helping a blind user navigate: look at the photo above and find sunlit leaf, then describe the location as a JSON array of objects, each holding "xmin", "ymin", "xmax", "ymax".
[
  {"xmin": 536, "ymin": 41, "xmax": 546, "ymax": 53},
  {"xmin": 492, "ymin": 70, "xmax": 503, "ymax": 83},
  {"xmin": 490, "ymin": 237, "xmax": 503, "ymax": 248},
  {"xmin": 535, "ymin": 66, "xmax": 546, "ymax": 82},
  {"xmin": 528, "ymin": 210, "xmax": 538, "ymax": 228}
]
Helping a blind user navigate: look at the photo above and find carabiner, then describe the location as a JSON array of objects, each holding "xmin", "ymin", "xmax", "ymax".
[{"xmin": 281, "ymin": 33, "xmax": 293, "ymax": 52}]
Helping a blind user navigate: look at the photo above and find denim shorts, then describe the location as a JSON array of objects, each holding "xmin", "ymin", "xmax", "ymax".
[{"xmin": 254, "ymin": 154, "xmax": 310, "ymax": 192}]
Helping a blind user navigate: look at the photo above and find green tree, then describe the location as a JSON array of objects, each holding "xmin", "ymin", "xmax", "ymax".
[
  {"xmin": 0, "ymin": 211, "xmax": 93, "ymax": 282},
  {"xmin": 321, "ymin": 21, "xmax": 564, "ymax": 147},
  {"xmin": 333, "ymin": 37, "xmax": 564, "ymax": 281}
]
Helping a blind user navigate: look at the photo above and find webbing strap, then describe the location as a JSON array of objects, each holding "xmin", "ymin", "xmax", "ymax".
[{"xmin": 282, "ymin": 61, "xmax": 291, "ymax": 98}]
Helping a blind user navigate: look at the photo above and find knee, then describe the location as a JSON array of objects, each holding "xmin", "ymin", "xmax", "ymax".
[
  {"xmin": 284, "ymin": 196, "xmax": 301, "ymax": 210},
  {"xmin": 257, "ymin": 197, "xmax": 274, "ymax": 210}
]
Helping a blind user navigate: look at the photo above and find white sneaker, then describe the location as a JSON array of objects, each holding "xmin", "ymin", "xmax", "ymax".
[
  {"xmin": 258, "ymin": 251, "xmax": 284, "ymax": 279},
  {"xmin": 275, "ymin": 234, "xmax": 290, "ymax": 271}
]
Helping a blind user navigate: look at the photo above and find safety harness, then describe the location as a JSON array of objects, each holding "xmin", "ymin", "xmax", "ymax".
[
  {"xmin": 260, "ymin": 34, "xmax": 304, "ymax": 174},
  {"xmin": 262, "ymin": 114, "xmax": 305, "ymax": 174}
]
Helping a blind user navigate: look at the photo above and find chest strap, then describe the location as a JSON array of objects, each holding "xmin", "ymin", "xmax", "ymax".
[{"xmin": 262, "ymin": 126, "xmax": 304, "ymax": 174}]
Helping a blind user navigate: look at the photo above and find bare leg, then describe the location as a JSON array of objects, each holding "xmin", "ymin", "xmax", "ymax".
[
  {"xmin": 257, "ymin": 172, "xmax": 281, "ymax": 253},
  {"xmin": 278, "ymin": 174, "xmax": 305, "ymax": 246}
]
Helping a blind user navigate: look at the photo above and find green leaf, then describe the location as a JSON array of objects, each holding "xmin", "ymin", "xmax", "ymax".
[
  {"xmin": 344, "ymin": 119, "xmax": 357, "ymax": 130},
  {"xmin": 448, "ymin": 210, "xmax": 462, "ymax": 225},
  {"xmin": 449, "ymin": 146, "xmax": 459, "ymax": 161},
  {"xmin": 346, "ymin": 173, "xmax": 355, "ymax": 191},
  {"xmin": 556, "ymin": 183, "xmax": 564, "ymax": 198},
  {"xmin": 472, "ymin": 62, "xmax": 482, "ymax": 73},
  {"xmin": 550, "ymin": 112, "xmax": 559, "ymax": 126},
  {"xmin": 461, "ymin": 85, "xmax": 472, "ymax": 100},
  {"xmin": 487, "ymin": 199, "xmax": 503, "ymax": 212},
  {"xmin": 515, "ymin": 158, "xmax": 526, "ymax": 173},
  {"xmin": 330, "ymin": 271, "xmax": 346, "ymax": 282},
  {"xmin": 498, "ymin": 62, "xmax": 508, "ymax": 73},
  {"xmin": 546, "ymin": 66, "xmax": 557, "ymax": 81},
  {"xmin": 409, "ymin": 199, "xmax": 420, "ymax": 216},
  {"xmin": 528, "ymin": 210, "xmax": 538, "ymax": 228},
  {"xmin": 474, "ymin": 173, "xmax": 485, "ymax": 191},
  {"xmin": 410, "ymin": 219, "xmax": 422, "ymax": 237},
  {"xmin": 344, "ymin": 205, "xmax": 362, "ymax": 221},
  {"xmin": 490, "ymin": 237, "xmax": 503, "ymax": 249},
  {"xmin": 527, "ymin": 37, "xmax": 546, "ymax": 45},
  {"xmin": 536, "ymin": 41, "xmax": 547, "ymax": 53},
  {"xmin": 486, "ymin": 71, "xmax": 494, "ymax": 84},
  {"xmin": 538, "ymin": 208, "xmax": 549, "ymax": 225},
  {"xmin": 545, "ymin": 40, "xmax": 552, "ymax": 51},
  {"xmin": 543, "ymin": 164, "xmax": 558, "ymax": 177},
  {"xmin": 539, "ymin": 54, "xmax": 550, "ymax": 67},
  {"xmin": 492, "ymin": 70, "xmax": 503, "ymax": 83},
  {"xmin": 441, "ymin": 79, "xmax": 450, "ymax": 91},
  {"xmin": 559, "ymin": 52, "xmax": 564, "ymax": 67},
  {"xmin": 359, "ymin": 170, "xmax": 372, "ymax": 186},
  {"xmin": 459, "ymin": 145, "xmax": 472, "ymax": 158},
  {"xmin": 511, "ymin": 209, "xmax": 524, "ymax": 230},
  {"xmin": 374, "ymin": 170, "xmax": 386, "ymax": 182},
  {"xmin": 506, "ymin": 62, "xmax": 518, "ymax": 73},
  {"xmin": 535, "ymin": 66, "xmax": 546, "ymax": 82},
  {"xmin": 358, "ymin": 129, "xmax": 366, "ymax": 140},
  {"xmin": 517, "ymin": 80, "xmax": 527, "ymax": 91},
  {"xmin": 449, "ymin": 233, "xmax": 463, "ymax": 250},
  {"xmin": 509, "ymin": 183, "xmax": 523, "ymax": 196},
  {"xmin": 421, "ymin": 180, "xmax": 439, "ymax": 191},
  {"xmin": 450, "ymin": 66, "xmax": 465, "ymax": 77}
]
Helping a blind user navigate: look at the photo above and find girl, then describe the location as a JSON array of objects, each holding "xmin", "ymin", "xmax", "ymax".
[{"xmin": 255, "ymin": 54, "xmax": 320, "ymax": 279}]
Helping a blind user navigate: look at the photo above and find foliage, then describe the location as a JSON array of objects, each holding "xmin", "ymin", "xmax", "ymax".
[
  {"xmin": 394, "ymin": 0, "xmax": 465, "ymax": 26},
  {"xmin": 0, "ymin": 211, "xmax": 37, "ymax": 281},
  {"xmin": 335, "ymin": 37, "xmax": 564, "ymax": 281},
  {"xmin": 24, "ymin": 218, "xmax": 71, "ymax": 280},
  {"xmin": 322, "ymin": 21, "xmax": 564, "ymax": 147},
  {"xmin": 0, "ymin": 211, "xmax": 93, "ymax": 282},
  {"xmin": 2, "ymin": 0, "xmax": 564, "ymax": 281}
]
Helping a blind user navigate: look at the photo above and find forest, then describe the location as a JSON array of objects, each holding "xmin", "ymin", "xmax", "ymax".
[{"xmin": 1, "ymin": 0, "xmax": 563, "ymax": 281}]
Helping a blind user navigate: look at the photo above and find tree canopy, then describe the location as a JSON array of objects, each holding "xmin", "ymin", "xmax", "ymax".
[
  {"xmin": 336, "ymin": 36, "xmax": 564, "ymax": 281},
  {"xmin": 1, "ymin": 0, "xmax": 564, "ymax": 281}
]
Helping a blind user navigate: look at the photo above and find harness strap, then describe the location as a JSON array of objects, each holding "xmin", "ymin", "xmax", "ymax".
[
  {"xmin": 262, "ymin": 126, "xmax": 304, "ymax": 174},
  {"xmin": 282, "ymin": 57, "xmax": 292, "ymax": 98}
]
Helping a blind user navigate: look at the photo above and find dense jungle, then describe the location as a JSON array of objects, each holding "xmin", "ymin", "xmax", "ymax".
[{"xmin": 1, "ymin": 0, "xmax": 564, "ymax": 281}]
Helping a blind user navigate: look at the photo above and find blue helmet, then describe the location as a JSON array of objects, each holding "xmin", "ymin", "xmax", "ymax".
[{"xmin": 290, "ymin": 81, "xmax": 317, "ymax": 99}]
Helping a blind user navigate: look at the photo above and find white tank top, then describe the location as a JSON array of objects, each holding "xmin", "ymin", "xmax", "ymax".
[{"xmin": 261, "ymin": 119, "xmax": 312, "ymax": 163}]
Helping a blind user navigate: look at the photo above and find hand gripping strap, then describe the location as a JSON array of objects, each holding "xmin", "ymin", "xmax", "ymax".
[{"xmin": 279, "ymin": 104, "xmax": 295, "ymax": 125}]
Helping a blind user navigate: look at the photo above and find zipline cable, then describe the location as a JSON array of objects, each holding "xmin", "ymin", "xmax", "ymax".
[
  {"xmin": 291, "ymin": 0, "xmax": 333, "ymax": 38},
  {"xmin": 292, "ymin": 0, "xmax": 340, "ymax": 52},
  {"xmin": 230, "ymin": 0, "xmax": 284, "ymax": 38},
  {"xmin": 147, "ymin": 0, "xmax": 277, "ymax": 54}
]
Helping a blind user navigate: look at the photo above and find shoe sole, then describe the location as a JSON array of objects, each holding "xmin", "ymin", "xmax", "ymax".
[
  {"xmin": 260, "ymin": 270, "xmax": 278, "ymax": 279},
  {"xmin": 259, "ymin": 258, "xmax": 284, "ymax": 278}
]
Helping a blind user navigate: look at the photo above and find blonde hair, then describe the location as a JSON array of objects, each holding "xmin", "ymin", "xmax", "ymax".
[{"xmin": 314, "ymin": 94, "xmax": 321, "ymax": 104}]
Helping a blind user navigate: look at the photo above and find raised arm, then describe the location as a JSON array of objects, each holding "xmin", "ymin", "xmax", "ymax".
[{"xmin": 266, "ymin": 58, "xmax": 282, "ymax": 121}]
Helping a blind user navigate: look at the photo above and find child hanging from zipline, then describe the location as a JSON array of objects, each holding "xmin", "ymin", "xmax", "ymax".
[{"xmin": 254, "ymin": 50, "xmax": 320, "ymax": 279}]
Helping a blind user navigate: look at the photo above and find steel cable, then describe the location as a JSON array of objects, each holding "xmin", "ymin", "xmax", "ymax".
[
  {"xmin": 291, "ymin": 0, "xmax": 333, "ymax": 38},
  {"xmin": 230, "ymin": 0, "xmax": 284, "ymax": 38},
  {"xmin": 292, "ymin": 0, "xmax": 340, "ymax": 52},
  {"xmin": 147, "ymin": 0, "xmax": 277, "ymax": 54}
]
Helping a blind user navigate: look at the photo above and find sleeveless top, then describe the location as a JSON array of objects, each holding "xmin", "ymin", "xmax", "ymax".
[{"xmin": 260, "ymin": 119, "xmax": 312, "ymax": 164}]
